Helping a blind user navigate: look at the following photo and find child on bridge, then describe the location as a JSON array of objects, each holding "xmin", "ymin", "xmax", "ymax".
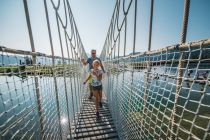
[{"xmin": 83, "ymin": 60, "xmax": 103, "ymax": 119}]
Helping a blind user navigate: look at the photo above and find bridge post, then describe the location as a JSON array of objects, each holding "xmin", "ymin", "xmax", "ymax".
[
  {"xmin": 171, "ymin": 0, "xmax": 191, "ymax": 139},
  {"xmin": 23, "ymin": 0, "xmax": 45, "ymax": 139},
  {"xmin": 143, "ymin": 0, "xmax": 154, "ymax": 121},
  {"xmin": 64, "ymin": 33, "xmax": 75, "ymax": 140},
  {"xmin": 181, "ymin": 0, "xmax": 190, "ymax": 44},
  {"xmin": 43, "ymin": 0, "xmax": 64, "ymax": 139},
  {"xmin": 132, "ymin": 0, "xmax": 138, "ymax": 54},
  {"xmin": 55, "ymin": 2, "xmax": 73, "ymax": 137},
  {"xmin": 148, "ymin": 0, "xmax": 154, "ymax": 52}
]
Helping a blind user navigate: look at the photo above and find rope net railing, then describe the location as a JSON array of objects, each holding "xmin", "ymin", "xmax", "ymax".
[
  {"xmin": 0, "ymin": 48, "xmax": 86, "ymax": 140},
  {"xmin": 103, "ymin": 39, "xmax": 210, "ymax": 140},
  {"xmin": 100, "ymin": 0, "xmax": 210, "ymax": 139},
  {"xmin": 0, "ymin": 0, "xmax": 87, "ymax": 139}
]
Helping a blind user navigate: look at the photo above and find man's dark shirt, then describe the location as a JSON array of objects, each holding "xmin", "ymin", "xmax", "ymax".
[{"xmin": 87, "ymin": 57, "xmax": 102, "ymax": 70}]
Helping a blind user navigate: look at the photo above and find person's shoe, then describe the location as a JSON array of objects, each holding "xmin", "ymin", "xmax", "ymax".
[
  {"xmin": 96, "ymin": 112, "xmax": 100, "ymax": 119},
  {"xmin": 99, "ymin": 102, "xmax": 102, "ymax": 108}
]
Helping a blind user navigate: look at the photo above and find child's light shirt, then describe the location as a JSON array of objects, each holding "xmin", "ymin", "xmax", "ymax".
[{"xmin": 91, "ymin": 69, "xmax": 103, "ymax": 87}]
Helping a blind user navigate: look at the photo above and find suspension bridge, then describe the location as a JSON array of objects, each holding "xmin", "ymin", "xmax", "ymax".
[{"xmin": 0, "ymin": 0, "xmax": 210, "ymax": 140}]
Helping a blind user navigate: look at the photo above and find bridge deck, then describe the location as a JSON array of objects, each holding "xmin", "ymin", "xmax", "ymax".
[{"xmin": 70, "ymin": 95, "xmax": 119, "ymax": 140}]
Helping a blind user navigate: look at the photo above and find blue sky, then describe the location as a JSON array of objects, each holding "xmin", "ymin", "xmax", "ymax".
[{"xmin": 0, "ymin": 0, "xmax": 210, "ymax": 57}]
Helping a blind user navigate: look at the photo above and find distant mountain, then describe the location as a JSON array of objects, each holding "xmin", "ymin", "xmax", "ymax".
[
  {"xmin": 0, "ymin": 55, "xmax": 24, "ymax": 66},
  {"xmin": 0, "ymin": 55, "xmax": 71, "ymax": 66},
  {"xmin": 129, "ymin": 52, "xmax": 143, "ymax": 55}
]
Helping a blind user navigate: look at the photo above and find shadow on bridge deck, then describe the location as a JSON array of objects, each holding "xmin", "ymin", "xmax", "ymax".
[{"xmin": 69, "ymin": 95, "xmax": 119, "ymax": 140}]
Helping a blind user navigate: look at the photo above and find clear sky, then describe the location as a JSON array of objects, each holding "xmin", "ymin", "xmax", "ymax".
[{"xmin": 0, "ymin": 0, "xmax": 210, "ymax": 57}]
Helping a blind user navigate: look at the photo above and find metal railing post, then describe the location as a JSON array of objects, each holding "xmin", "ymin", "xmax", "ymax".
[
  {"xmin": 132, "ymin": 0, "xmax": 137, "ymax": 54},
  {"xmin": 171, "ymin": 0, "xmax": 191, "ymax": 139},
  {"xmin": 43, "ymin": 0, "xmax": 63, "ymax": 139},
  {"xmin": 23, "ymin": 0, "xmax": 45, "ymax": 139},
  {"xmin": 143, "ymin": 0, "xmax": 154, "ymax": 115},
  {"xmin": 55, "ymin": 4, "xmax": 72, "ymax": 137}
]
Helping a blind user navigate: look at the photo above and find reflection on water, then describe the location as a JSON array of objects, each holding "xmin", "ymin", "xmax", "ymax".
[{"xmin": 61, "ymin": 117, "xmax": 68, "ymax": 125}]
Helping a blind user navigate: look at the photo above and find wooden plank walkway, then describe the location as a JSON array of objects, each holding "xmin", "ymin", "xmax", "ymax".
[{"xmin": 70, "ymin": 95, "xmax": 119, "ymax": 140}]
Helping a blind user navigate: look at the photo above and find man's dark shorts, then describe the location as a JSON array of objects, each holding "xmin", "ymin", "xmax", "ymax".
[{"xmin": 92, "ymin": 85, "xmax": 103, "ymax": 91}]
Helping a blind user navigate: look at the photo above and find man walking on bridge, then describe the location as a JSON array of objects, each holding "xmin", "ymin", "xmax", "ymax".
[{"xmin": 81, "ymin": 49, "xmax": 105, "ymax": 100}]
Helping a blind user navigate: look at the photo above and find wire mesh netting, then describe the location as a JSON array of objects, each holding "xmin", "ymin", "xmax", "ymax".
[
  {"xmin": 0, "ymin": 47, "xmax": 87, "ymax": 139},
  {"xmin": 100, "ymin": 0, "xmax": 210, "ymax": 139},
  {"xmin": 0, "ymin": 0, "xmax": 87, "ymax": 139},
  {"xmin": 102, "ymin": 40, "xmax": 210, "ymax": 139}
]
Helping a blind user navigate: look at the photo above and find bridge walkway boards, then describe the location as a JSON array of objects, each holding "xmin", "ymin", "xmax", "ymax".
[{"xmin": 71, "ymin": 95, "xmax": 119, "ymax": 140}]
